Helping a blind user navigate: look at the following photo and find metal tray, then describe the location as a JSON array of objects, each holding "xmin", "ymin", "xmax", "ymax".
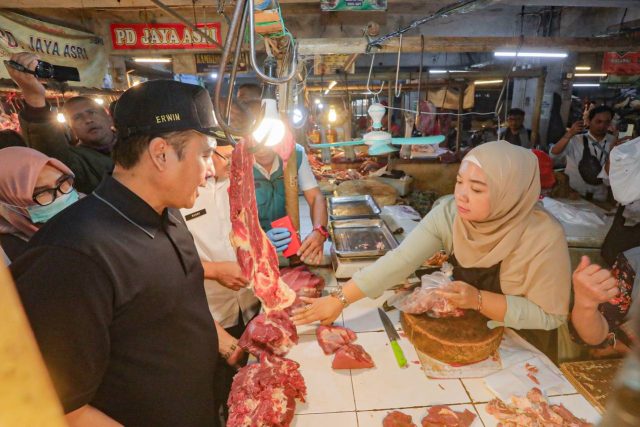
[
  {"xmin": 328, "ymin": 195, "xmax": 381, "ymax": 220},
  {"xmin": 330, "ymin": 218, "xmax": 398, "ymax": 258}
]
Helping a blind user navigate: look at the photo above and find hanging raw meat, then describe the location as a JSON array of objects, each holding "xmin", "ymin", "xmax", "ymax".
[
  {"xmin": 238, "ymin": 310, "xmax": 299, "ymax": 358},
  {"xmin": 229, "ymin": 139, "xmax": 296, "ymax": 311},
  {"xmin": 315, "ymin": 325, "xmax": 357, "ymax": 355},
  {"xmin": 227, "ymin": 354, "xmax": 307, "ymax": 427},
  {"xmin": 416, "ymin": 100, "xmax": 441, "ymax": 136}
]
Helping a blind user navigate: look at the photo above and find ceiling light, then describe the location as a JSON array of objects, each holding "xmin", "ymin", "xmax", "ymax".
[
  {"xmin": 474, "ymin": 79, "xmax": 503, "ymax": 85},
  {"xmin": 252, "ymin": 57, "xmax": 285, "ymax": 147},
  {"xmin": 575, "ymin": 66, "xmax": 591, "ymax": 71},
  {"xmin": 429, "ymin": 69, "xmax": 469, "ymax": 74},
  {"xmin": 133, "ymin": 57, "xmax": 172, "ymax": 63},
  {"xmin": 317, "ymin": 103, "xmax": 324, "ymax": 110},
  {"xmin": 56, "ymin": 112, "xmax": 66, "ymax": 123},
  {"xmin": 328, "ymin": 107, "xmax": 337, "ymax": 123},
  {"xmin": 210, "ymin": 72, "xmax": 218, "ymax": 79},
  {"xmin": 573, "ymin": 83, "xmax": 600, "ymax": 87},
  {"xmin": 314, "ymin": 98, "xmax": 321, "ymax": 104},
  {"xmin": 93, "ymin": 98, "xmax": 104, "ymax": 105},
  {"xmin": 494, "ymin": 51, "xmax": 567, "ymax": 58},
  {"xmin": 574, "ymin": 73, "xmax": 607, "ymax": 77}
]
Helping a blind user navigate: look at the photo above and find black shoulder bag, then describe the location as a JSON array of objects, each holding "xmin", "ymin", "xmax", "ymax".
[{"xmin": 578, "ymin": 136, "xmax": 603, "ymax": 185}]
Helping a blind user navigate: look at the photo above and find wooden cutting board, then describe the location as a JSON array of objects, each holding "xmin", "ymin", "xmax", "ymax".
[{"xmin": 560, "ymin": 359, "xmax": 623, "ymax": 413}]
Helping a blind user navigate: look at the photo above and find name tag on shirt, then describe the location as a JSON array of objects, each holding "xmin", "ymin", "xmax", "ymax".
[{"xmin": 185, "ymin": 209, "xmax": 207, "ymax": 221}]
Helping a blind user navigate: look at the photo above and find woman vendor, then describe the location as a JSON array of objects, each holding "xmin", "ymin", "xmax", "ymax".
[
  {"xmin": 570, "ymin": 137, "xmax": 640, "ymax": 354},
  {"xmin": 293, "ymin": 141, "xmax": 572, "ymax": 361}
]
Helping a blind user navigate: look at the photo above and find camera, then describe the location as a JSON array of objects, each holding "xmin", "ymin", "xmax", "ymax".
[{"xmin": 4, "ymin": 59, "xmax": 80, "ymax": 82}]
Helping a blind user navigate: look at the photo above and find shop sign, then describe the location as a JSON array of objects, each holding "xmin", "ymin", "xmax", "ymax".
[
  {"xmin": 0, "ymin": 11, "xmax": 106, "ymax": 87},
  {"xmin": 195, "ymin": 52, "xmax": 247, "ymax": 74},
  {"xmin": 602, "ymin": 51, "xmax": 640, "ymax": 75},
  {"xmin": 321, "ymin": 0, "xmax": 387, "ymax": 11},
  {"xmin": 110, "ymin": 22, "xmax": 222, "ymax": 50}
]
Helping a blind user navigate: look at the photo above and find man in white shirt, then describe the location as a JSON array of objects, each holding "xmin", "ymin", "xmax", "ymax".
[{"xmin": 550, "ymin": 106, "xmax": 617, "ymax": 201}]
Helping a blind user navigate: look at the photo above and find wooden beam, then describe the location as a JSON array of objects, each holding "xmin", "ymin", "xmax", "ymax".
[
  {"xmin": 299, "ymin": 35, "xmax": 640, "ymax": 55},
  {"xmin": 530, "ymin": 72, "xmax": 546, "ymax": 148}
]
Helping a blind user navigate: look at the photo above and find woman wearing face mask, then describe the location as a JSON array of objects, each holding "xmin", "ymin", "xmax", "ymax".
[
  {"xmin": 293, "ymin": 141, "xmax": 571, "ymax": 361},
  {"xmin": 0, "ymin": 147, "xmax": 79, "ymax": 261}
]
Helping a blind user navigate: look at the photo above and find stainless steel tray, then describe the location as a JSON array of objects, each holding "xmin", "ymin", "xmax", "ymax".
[
  {"xmin": 328, "ymin": 195, "xmax": 381, "ymax": 220},
  {"xmin": 330, "ymin": 218, "xmax": 398, "ymax": 258}
]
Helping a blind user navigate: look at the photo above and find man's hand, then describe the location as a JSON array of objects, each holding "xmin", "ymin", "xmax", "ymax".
[
  {"xmin": 573, "ymin": 256, "xmax": 619, "ymax": 310},
  {"xmin": 266, "ymin": 227, "xmax": 292, "ymax": 252},
  {"xmin": 5, "ymin": 52, "xmax": 46, "ymax": 108},
  {"xmin": 567, "ymin": 120, "xmax": 585, "ymax": 137},
  {"xmin": 298, "ymin": 230, "xmax": 325, "ymax": 265},
  {"xmin": 205, "ymin": 261, "xmax": 249, "ymax": 291},
  {"xmin": 438, "ymin": 281, "xmax": 480, "ymax": 310}
]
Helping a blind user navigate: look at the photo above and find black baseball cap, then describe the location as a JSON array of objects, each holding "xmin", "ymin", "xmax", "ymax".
[{"xmin": 114, "ymin": 79, "xmax": 230, "ymax": 145}]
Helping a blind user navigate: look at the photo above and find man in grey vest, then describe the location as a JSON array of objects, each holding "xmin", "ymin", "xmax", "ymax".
[{"xmin": 499, "ymin": 108, "xmax": 534, "ymax": 149}]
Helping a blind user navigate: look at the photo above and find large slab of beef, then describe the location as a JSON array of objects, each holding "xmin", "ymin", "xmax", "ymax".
[
  {"xmin": 421, "ymin": 405, "xmax": 476, "ymax": 427},
  {"xmin": 383, "ymin": 410, "xmax": 417, "ymax": 427},
  {"xmin": 332, "ymin": 343, "xmax": 375, "ymax": 369},
  {"xmin": 238, "ymin": 310, "xmax": 298, "ymax": 358},
  {"xmin": 315, "ymin": 325, "xmax": 357, "ymax": 355},
  {"xmin": 227, "ymin": 354, "xmax": 307, "ymax": 427},
  {"xmin": 229, "ymin": 139, "xmax": 296, "ymax": 312},
  {"xmin": 280, "ymin": 265, "xmax": 325, "ymax": 313},
  {"xmin": 486, "ymin": 387, "xmax": 593, "ymax": 427}
]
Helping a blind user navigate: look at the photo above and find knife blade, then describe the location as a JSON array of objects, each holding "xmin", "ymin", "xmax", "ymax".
[{"xmin": 377, "ymin": 308, "xmax": 407, "ymax": 368}]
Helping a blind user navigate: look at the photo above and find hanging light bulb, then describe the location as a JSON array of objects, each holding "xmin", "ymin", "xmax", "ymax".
[
  {"xmin": 93, "ymin": 97, "xmax": 104, "ymax": 105},
  {"xmin": 328, "ymin": 106, "xmax": 337, "ymax": 123},
  {"xmin": 252, "ymin": 57, "xmax": 285, "ymax": 147},
  {"xmin": 56, "ymin": 112, "xmax": 66, "ymax": 123}
]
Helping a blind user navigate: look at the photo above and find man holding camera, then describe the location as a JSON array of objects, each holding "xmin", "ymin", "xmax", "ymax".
[{"xmin": 5, "ymin": 53, "xmax": 115, "ymax": 194}]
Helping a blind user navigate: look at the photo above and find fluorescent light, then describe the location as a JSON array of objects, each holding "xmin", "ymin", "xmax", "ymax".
[
  {"xmin": 324, "ymin": 89, "xmax": 330, "ymax": 95},
  {"xmin": 93, "ymin": 98, "xmax": 104, "ymax": 105},
  {"xmin": 56, "ymin": 112, "xmax": 66, "ymax": 123},
  {"xmin": 210, "ymin": 72, "xmax": 218, "ymax": 79},
  {"xmin": 574, "ymin": 73, "xmax": 607, "ymax": 77},
  {"xmin": 252, "ymin": 98, "xmax": 285, "ymax": 147},
  {"xmin": 573, "ymin": 83, "xmax": 600, "ymax": 87},
  {"xmin": 292, "ymin": 108, "xmax": 303, "ymax": 125},
  {"xmin": 429, "ymin": 69, "xmax": 469, "ymax": 74},
  {"xmin": 133, "ymin": 57, "xmax": 171, "ymax": 63},
  {"xmin": 494, "ymin": 51, "xmax": 567, "ymax": 58},
  {"xmin": 474, "ymin": 79, "xmax": 503, "ymax": 85},
  {"xmin": 324, "ymin": 80, "xmax": 338, "ymax": 96},
  {"xmin": 575, "ymin": 66, "xmax": 591, "ymax": 71}
]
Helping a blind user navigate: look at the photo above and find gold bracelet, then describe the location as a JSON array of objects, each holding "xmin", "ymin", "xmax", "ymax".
[{"xmin": 476, "ymin": 290, "xmax": 483, "ymax": 312}]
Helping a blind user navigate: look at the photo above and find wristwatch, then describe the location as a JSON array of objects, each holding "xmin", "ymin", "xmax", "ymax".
[
  {"xmin": 313, "ymin": 224, "xmax": 329, "ymax": 240},
  {"xmin": 330, "ymin": 287, "xmax": 349, "ymax": 308}
]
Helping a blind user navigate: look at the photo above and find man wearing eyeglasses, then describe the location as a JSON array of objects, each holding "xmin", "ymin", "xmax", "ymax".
[{"xmin": 11, "ymin": 80, "xmax": 222, "ymax": 427}]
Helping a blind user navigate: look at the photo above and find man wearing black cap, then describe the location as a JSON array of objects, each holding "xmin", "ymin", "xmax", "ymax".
[{"xmin": 11, "ymin": 80, "xmax": 221, "ymax": 427}]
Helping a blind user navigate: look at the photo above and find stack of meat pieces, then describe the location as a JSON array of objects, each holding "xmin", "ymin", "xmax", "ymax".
[
  {"xmin": 227, "ymin": 354, "xmax": 306, "ymax": 427},
  {"xmin": 238, "ymin": 311, "xmax": 299, "ymax": 357},
  {"xmin": 486, "ymin": 388, "xmax": 593, "ymax": 426},
  {"xmin": 279, "ymin": 265, "xmax": 325, "ymax": 314},
  {"xmin": 382, "ymin": 406, "xmax": 476, "ymax": 427},
  {"xmin": 229, "ymin": 139, "xmax": 296, "ymax": 312},
  {"xmin": 390, "ymin": 286, "xmax": 464, "ymax": 318},
  {"xmin": 316, "ymin": 325, "xmax": 374, "ymax": 369}
]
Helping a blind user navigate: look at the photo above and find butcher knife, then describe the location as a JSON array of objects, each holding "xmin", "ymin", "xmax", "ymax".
[{"xmin": 377, "ymin": 308, "xmax": 407, "ymax": 368}]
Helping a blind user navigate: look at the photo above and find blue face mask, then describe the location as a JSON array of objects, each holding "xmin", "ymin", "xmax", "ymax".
[{"xmin": 26, "ymin": 189, "xmax": 79, "ymax": 224}]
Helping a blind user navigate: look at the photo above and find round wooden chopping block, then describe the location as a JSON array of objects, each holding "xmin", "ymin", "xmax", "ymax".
[
  {"xmin": 334, "ymin": 179, "xmax": 397, "ymax": 207},
  {"xmin": 400, "ymin": 310, "xmax": 503, "ymax": 365}
]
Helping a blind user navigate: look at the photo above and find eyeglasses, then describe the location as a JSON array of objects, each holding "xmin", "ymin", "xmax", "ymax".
[{"xmin": 32, "ymin": 175, "xmax": 75, "ymax": 206}]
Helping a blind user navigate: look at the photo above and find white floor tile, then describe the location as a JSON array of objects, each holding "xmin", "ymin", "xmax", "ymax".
[
  {"xmin": 461, "ymin": 378, "xmax": 496, "ymax": 403},
  {"xmin": 291, "ymin": 411, "xmax": 358, "ymax": 427},
  {"xmin": 357, "ymin": 404, "xmax": 483, "ymax": 427},
  {"xmin": 342, "ymin": 292, "xmax": 402, "ymax": 333},
  {"xmin": 350, "ymin": 332, "xmax": 469, "ymax": 411},
  {"xmin": 288, "ymin": 334, "xmax": 356, "ymax": 414}
]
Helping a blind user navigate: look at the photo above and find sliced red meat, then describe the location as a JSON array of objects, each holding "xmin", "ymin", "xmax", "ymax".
[
  {"xmin": 383, "ymin": 410, "xmax": 417, "ymax": 427},
  {"xmin": 421, "ymin": 405, "xmax": 476, "ymax": 427},
  {"xmin": 229, "ymin": 139, "xmax": 296, "ymax": 312},
  {"xmin": 238, "ymin": 310, "xmax": 298, "ymax": 357},
  {"xmin": 280, "ymin": 265, "xmax": 325, "ymax": 314},
  {"xmin": 315, "ymin": 325, "xmax": 357, "ymax": 355},
  {"xmin": 332, "ymin": 343, "xmax": 374, "ymax": 369},
  {"xmin": 486, "ymin": 398, "xmax": 517, "ymax": 421},
  {"xmin": 227, "ymin": 354, "xmax": 306, "ymax": 427}
]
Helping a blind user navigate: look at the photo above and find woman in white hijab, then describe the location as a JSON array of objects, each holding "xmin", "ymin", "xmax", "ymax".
[
  {"xmin": 294, "ymin": 141, "xmax": 572, "ymax": 360},
  {"xmin": 570, "ymin": 136, "xmax": 640, "ymax": 354}
]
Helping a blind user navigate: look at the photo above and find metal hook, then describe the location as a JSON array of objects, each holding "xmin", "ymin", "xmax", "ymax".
[
  {"xmin": 366, "ymin": 53, "xmax": 385, "ymax": 96},
  {"xmin": 394, "ymin": 33, "xmax": 403, "ymax": 98}
]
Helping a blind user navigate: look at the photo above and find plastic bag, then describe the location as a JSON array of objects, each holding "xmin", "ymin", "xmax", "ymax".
[
  {"xmin": 387, "ymin": 270, "xmax": 463, "ymax": 317},
  {"xmin": 541, "ymin": 197, "xmax": 605, "ymax": 227}
]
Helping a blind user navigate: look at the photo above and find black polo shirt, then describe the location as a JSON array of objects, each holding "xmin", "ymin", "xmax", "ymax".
[{"xmin": 11, "ymin": 176, "xmax": 219, "ymax": 427}]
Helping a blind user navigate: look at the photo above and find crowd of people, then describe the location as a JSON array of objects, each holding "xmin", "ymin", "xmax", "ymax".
[{"xmin": 0, "ymin": 50, "xmax": 638, "ymax": 426}]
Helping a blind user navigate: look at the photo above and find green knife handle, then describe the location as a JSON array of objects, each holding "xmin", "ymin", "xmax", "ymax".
[{"xmin": 390, "ymin": 340, "xmax": 407, "ymax": 367}]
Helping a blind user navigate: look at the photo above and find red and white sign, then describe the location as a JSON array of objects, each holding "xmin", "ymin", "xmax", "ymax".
[
  {"xmin": 602, "ymin": 51, "xmax": 640, "ymax": 75},
  {"xmin": 110, "ymin": 22, "xmax": 222, "ymax": 50}
]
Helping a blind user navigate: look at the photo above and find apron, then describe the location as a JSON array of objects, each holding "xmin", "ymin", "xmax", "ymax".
[{"xmin": 450, "ymin": 254, "xmax": 559, "ymax": 363}]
